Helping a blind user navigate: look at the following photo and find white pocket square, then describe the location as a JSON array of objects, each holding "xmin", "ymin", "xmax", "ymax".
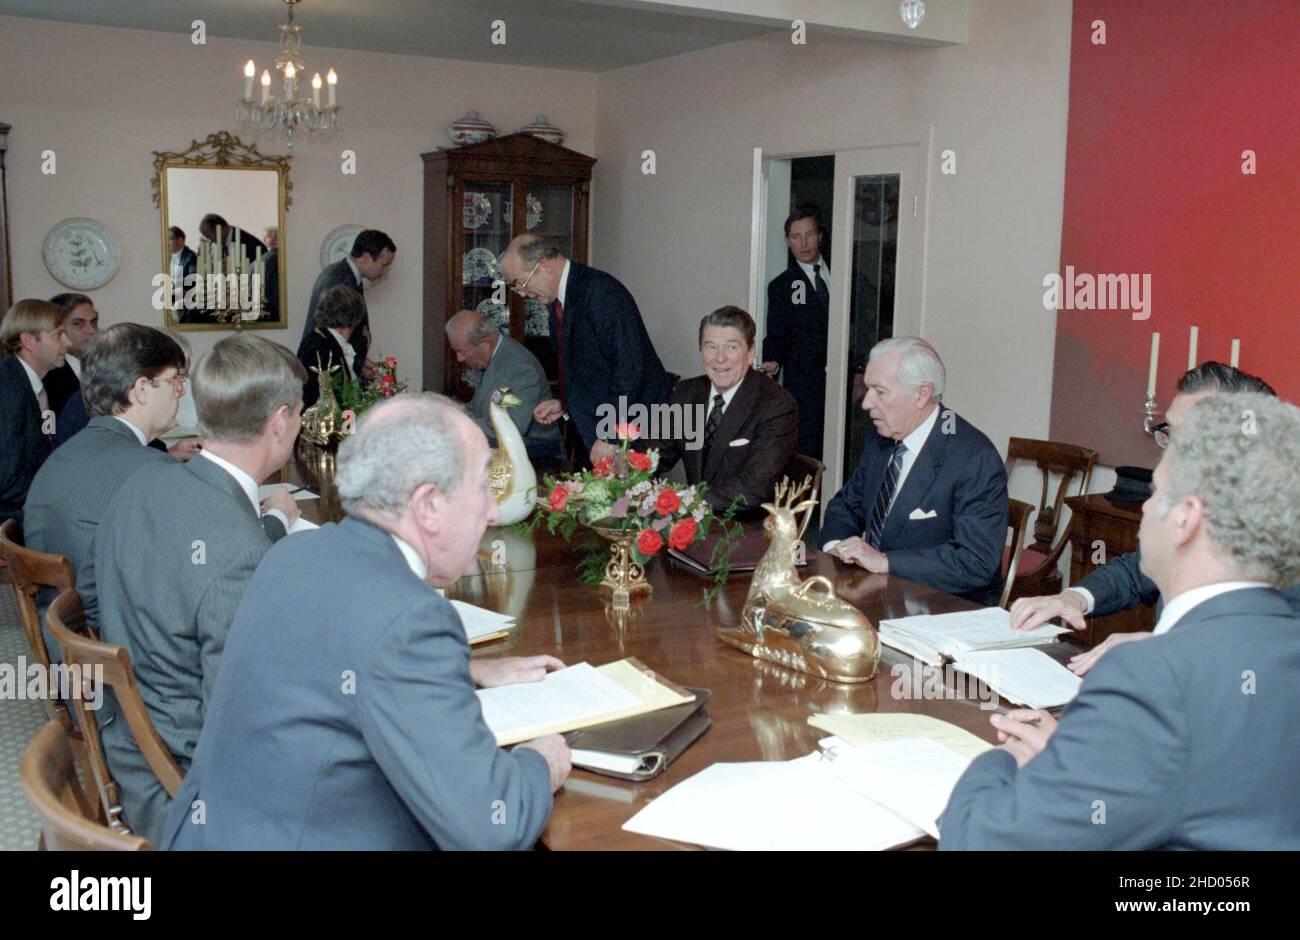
[
  {"xmin": 729, "ymin": 438, "xmax": 750, "ymax": 447},
  {"xmin": 908, "ymin": 508, "xmax": 938, "ymax": 520}
]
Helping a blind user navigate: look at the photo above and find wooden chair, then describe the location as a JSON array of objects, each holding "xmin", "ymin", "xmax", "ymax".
[
  {"xmin": 1003, "ymin": 438, "xmax": 1098, "ymax": 599},
  {"xmin": 1000, "ymin": 498, "xmax": 1036, "ymax": 609},
  {"xmin": 784, "ymin": 452, "xmax": 826, "ymax": 541},
  {"xmin": 21, "ymin": 720, "xmax": 149, "ymax": 851},
  {"xmin": 46, "ymin": 589, "xmax": 183, "ymax": 836},
  {"xmin": 0, "ymin": 519, "xmax": 77, "ymax": 724}
]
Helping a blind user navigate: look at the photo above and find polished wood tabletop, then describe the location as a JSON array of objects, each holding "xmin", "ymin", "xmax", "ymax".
[{"xmin": 282, "ymin": 446, "xmax": 1077, "ymax": 851}]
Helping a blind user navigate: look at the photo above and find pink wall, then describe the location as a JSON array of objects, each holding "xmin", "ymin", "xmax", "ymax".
[
  {"xmin": 1050, "ymin": 0, "xmax": 1300, "ymax": 467},
  {"xmin": 0, "ymin": 15, "xmax": 596, "ymax": 387}
]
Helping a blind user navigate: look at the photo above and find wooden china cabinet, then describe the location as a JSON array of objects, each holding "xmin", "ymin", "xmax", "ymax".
[{"xmin": 421, "ymin": 132, "xmax": 595, "ymax": 397}]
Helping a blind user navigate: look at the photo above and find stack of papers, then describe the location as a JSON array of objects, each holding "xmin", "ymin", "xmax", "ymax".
[
  {"xmin": 622, "ymin": 754, "xmax": 927, "ymax": 850},
  {"xmin": 450, "ymin": 599, "xmax": 516, "ymax": 645},
  {"xmin": 257, "ymin": 484, "xmax": 319, "ymax": 502},
  {"xmin": 878, "ymin": 607, "xmax": 1068, "ymax": 666},
  {"xmin": 477, "ymin": 660, "xmax": 694, "ymax": 746},
  {"xmin": 808, "ymin": 712, "xmax": 993, "ymax": 760},
  {"xmin": 947, "ymin": 648, "xmax": 1082, "ymax": 710}
]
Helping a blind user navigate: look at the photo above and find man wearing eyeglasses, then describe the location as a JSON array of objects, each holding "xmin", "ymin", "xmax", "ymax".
[
  {"xmin": 1009, "ymin": 361, "xmax": 1296, "ymax": 673},
  {"xmin": 497, "ymin": 234, "xmax": 673, "ymax": 469}
]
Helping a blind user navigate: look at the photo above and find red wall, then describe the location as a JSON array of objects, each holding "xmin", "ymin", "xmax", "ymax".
[{"xmin": 1050, "ymin": 0, "xmax": 1299, "ymax": 467}]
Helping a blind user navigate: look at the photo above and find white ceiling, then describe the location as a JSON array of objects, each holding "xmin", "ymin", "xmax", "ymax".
[{"xmin": 0, "ymin": 0, "xmax": 781, "ymax": 73}]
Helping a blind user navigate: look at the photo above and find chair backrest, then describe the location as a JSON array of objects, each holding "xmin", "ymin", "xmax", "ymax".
[
  {"xmin": 21, "ymin": 720, "xmax": 150, "ymax": 851},
  {"xmin": 46, "ymin": 589, "xmax": 184, "ymax": 835},
  {"xmin": 1005, "ymin": 438, "xmax": 1098, "ymax": 555},
  {"xmin": 785, "ymin": 453, "xmax": 827, "ymax": 540},
  {"xmin": 0, "ymin": 519, "xmax": 76, "ymax": 723},
  {"xmin": 1000, "ymin": 498, "xmax": 1036, "ymax": 609}
]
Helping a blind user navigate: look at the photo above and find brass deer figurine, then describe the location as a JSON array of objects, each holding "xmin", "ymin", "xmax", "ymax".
[
  {"xmin": 717, "ymin": 476, "xmax": 881, "ymax": 683},
  {"xmin": 300, "ymin": 354, "xmax": 341, "ymax": 446}
]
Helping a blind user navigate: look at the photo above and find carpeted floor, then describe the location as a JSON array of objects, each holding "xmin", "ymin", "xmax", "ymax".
[{"xmin": 0, "ymin": 582, "xmax": 45, "ymax": 850}]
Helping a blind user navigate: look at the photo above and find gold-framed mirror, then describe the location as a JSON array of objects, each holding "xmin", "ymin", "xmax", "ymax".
[{"xmin": 151, "ymin": 131, "xmax": 291, "ymax": 331}]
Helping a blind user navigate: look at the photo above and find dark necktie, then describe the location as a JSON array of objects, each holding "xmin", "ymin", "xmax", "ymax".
[
  {"xmin": 554, "ymin": 300, "xmax": 567, "ymax": 407},
  {"xmin": 866, "ymin": 441, "xmax": 906, "ymax": 548},
  {"xmin": 702, "ymin": 392, "xmax": 725, "ymax": 461},
  {"xmin": 813, "ymin": 263, "xmax": 830, "ymax": 306}
]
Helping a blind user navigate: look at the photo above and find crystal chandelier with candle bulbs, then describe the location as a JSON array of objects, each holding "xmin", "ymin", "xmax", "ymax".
[{"xmin": 236, "ymin": 0, "xmax": 340, "ymax": 149}]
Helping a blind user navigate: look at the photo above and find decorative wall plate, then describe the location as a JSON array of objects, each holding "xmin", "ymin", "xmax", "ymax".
[
  {"xmin": 476, "ymin": 298, "xmax": 510, "ymax": 331},
  {"xmin": 463, "ymin": 192, "xmax": 492, "ymax": 230},
  {"xmin": 42, "ymin": 218, "xmax": 120, "ymax": 289},
  {"xmin": 320, "ymin": 224, "xmax": 364, "ymax": 269},
  {"xmin": 463, "ymin": 247, "xmax": 497, "ymax": 285},
  {"xmin": 525, "ymin": 194, "xmax": 543, "ymax": 231}
]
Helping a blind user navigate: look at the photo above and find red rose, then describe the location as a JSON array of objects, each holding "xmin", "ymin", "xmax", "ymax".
[
  {"xmin": 385, "ymin": 356, "xmax": 397, "ymax": 367},
  {"xmin": 593, "ymin": 457, "xmax": 614, "ymax": 478},
  {"xmin": 380, "ymin": 373, "xmax": 396, "ymax": 385},
  {"xmin": 636, "ymin": 528, "xmax": 663, "ymax": 556},
  {"xmin": 668, "ymin": 517, "xmax": 697, "ymax": 551},
  {"xmin": 655, "ymin": 489, "xmax": 682, "ymax": 515},
  {"xmin": 548, "ymin": 485, "xmax": 569, "ymax": 512},
  {"xmin": 615, "ymin": 422, "xmax": 642, "ymax": 441},
  {"xmin": 627, "ymin": 451, "xmax": 652, "ymax": 472}
]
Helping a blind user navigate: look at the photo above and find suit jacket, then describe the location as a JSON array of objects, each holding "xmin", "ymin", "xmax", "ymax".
[
  {"xmin": 94, "ymin": 454, "xmax": 281, "ymax": 844},
  {"xmin": 938, "ymin": 587, "xmax": 1300, "ymax": 849},
  {"xmin": 466, "ymin": 335, "xmax": 561, "ymax": 452},
  {"xmin": 0, "ymin": 353, "xmax": 53, "ymax": 524},
  {"xmin": 762, "ymin": 264, "xmax": 830, "ymax": 459},
  {"xmin": 1075, "ymin": 548, "xmax": 1161, "ymax": 616},
  {"xmin": 261, "ymin": 246, "xmax": 279, "ymax": 322},
  {"xmin": 296, "ymin": 328, "xmax": 352, "ymax": 408},
  {"xmin": 163, "ymin": 516, "xmax": 554, "ymax": 850},
  {"xmin": 302, "ymin": 258, "xmax": 368, "ymax": 366},
  {"xmin": 650, "ymin": 370, "xmax": 798, "ymax": 517},
  {"xmin": 42, "ymin": 361, "xmax": 79, "ymax": 418},
  {"xmin": 822, "ymin": 408, "xmax": 1007, "ymax": 604},
  {"xmin": 23, "ymin": 417, "xmax": 174, "ymax": 633},
  {"xmin": 549, "ymin": 262, "xmax": 673, "ymax": 452}
]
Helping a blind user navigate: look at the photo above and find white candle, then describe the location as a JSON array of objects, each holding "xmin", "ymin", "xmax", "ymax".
[
  {"xmin": 1146, "ymin": 332, "xmax": 1160, "ymax": 399},
  {"xmin": 1230, "ymin": 339, "xmax": 1240, "ymax": 368},
  {"xmin": 284, "ymin": 62, "xmax": 296, "ymax": 99},
  {"xmin": 243, "ymin": 60, "xmax": 255, "ymax": 98},
  {"xmin": 327, "ymin": 69, "xmax": 337, "ymax": 107},
  {"xmin": 1187, "ymin": 326, "xmax": 1198, "ymax": 369},
  {"xmin": 312, "ymin": 73, "xmax": 322, "ymax": 108},
  {"xmin": 261, "ymin": 70, "xmax": 271, "ymax": 104}
]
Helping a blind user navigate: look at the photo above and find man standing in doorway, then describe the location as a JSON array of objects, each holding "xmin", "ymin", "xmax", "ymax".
[{"xmin": 759, "ymin": 203, "xmax": 830, "ymax": 460}]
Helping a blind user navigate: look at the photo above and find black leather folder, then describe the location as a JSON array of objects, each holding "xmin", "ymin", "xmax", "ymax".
[{"xmin": 565, "ymin": 687, "xmax": 711, "ymax": 781}]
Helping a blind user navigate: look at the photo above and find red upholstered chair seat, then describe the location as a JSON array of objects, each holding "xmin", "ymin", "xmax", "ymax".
[{"xmin": 1002, "ymin": 545, "xmax": 1049, "ymax": 577}]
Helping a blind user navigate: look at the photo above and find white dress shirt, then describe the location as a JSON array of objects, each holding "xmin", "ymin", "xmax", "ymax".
[
  {"xmin": 822, "ymin": 404, "xmax": 940, "ymax": 552},
  {"xmin": 390, "ymin": 534, "xmax": 429, "ymax": 581},
  {"xmin": 556, "ymin": 258, "xmax": 572, "ymax": 308},
  {"xmin": 66, "ymin": 353, "xmax": 82, "ymax": 380},
  {"xmin": 706, "ymin": 378, "xmax": 743, "ymax": 421},
  {"xmin": 1151, "ymin": 581, "xmax": 1270, "ymax": 636},
  {"xmin": 797, "ymin": 256, "xmax": 829, "ymax": 291},
  {"xmin": 197, "ymin": 449, "xmax": 288, "ymax": 530},
  {"xmin": 327, "ymin": 327, "xmax": 357, "ymax": 377},
  {"xmin": 110, "ymin": 415, "xmax": 148, "ymax": 446}
]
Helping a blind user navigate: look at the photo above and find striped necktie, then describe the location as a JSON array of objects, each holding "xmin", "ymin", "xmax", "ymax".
[{"xmin": 866, "ymin": 441, "xmax": 906, "ymax": 548}]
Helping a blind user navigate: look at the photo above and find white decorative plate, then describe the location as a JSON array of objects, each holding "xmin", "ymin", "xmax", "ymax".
[
  {"xmin": 525, "ymin": 194, "xmax": 543, "ymax": 231},
  {"xmin": 462, "ymin": 247, "xmax": 497, "ymax": 285},
  {"xmin": 475, "ymin": 298, "xmax": 510, "ymax": 331},
  {"xmin": 42, "ymin": 218, "xmax": 120, "ymax": 289},
  {"xmin": 320, "ymin": 224, "xmax": 364, "ymax": 269},
  {"xmin": 463, "ymin": 192, "xmax": 492, "ymax": 230}
]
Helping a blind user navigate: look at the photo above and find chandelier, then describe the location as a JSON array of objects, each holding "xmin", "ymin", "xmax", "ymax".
[{"xmin": 236, "ymin": 0, "xmax": 340, "ymax": 148}]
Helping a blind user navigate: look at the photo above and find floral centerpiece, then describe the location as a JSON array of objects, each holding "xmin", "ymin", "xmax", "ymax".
[
  {"xmin": 531, "ymin": 424, "xmax": 740, "ymax": 600},
  {"xmin": 300, "ymin": 355, "xmax": 408, "ymax": 446}
]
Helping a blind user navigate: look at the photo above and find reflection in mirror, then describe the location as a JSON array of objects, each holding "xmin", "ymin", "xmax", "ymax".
[{"xmin": 152, "ymin": 132, "xmax": 290, "ymax": 332}]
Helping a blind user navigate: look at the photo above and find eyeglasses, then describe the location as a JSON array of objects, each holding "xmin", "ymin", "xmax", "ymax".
[
  {"xmin": 150, "ymin": 372, "xmax": 188, "ymax": 392},
  {"xmin": 1150, "ymin": 421, "xmax": 1171, "ymax": 450},
  {"xmin": 505, "ymin": 259, "xmax": 542, "ymax": 295}
]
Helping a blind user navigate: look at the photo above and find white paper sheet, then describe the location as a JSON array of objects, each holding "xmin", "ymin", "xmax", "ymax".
[
  {"xmin": 450, "ymin": 599, "xmax": 516, "ymax": 642},
  {"xmin": 827, "ymin": 738, "xmax": 973, "ymax": 838},
  {"xmin": 258, "ymin": 483, "xmax": 319, "ymax": 502},
  {"xmin": 952, "ymin": 647, "xmax": 1082, "ymax": 709},
  {"xmin": 477, "ymin": 662, "xmax": 640, "ymax": 741},
  {"xmin": 621, "ymin": 754, "xmax": 926, "ymax": 851}
]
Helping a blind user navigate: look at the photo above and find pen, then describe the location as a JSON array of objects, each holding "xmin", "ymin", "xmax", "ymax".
[{"xmin": 993, "ymin": 708, "xmax": 1042, "ymax": 726}]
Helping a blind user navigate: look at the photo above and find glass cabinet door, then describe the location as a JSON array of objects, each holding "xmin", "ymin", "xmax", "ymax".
[{"xmin": 519, "ymin": 183, "xmax": 575, "ymax": 381}]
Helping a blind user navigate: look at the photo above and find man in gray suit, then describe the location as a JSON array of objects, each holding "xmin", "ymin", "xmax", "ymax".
[
  {"xmin": 94, "ymin": 334, "xmax": 306, "ymax": 844},
  {"xmin": 23, "ymin": 324, "xmax": 186, "ymax": 638},
  {"xmin": 1009, "ymin": 362, "xmax": 1296, "ymax": 674},
  {"xmin": 164, "ymin": 394, "xmax": 570, "ymax": 850},
  {"xmin": 939, "ymin": 393, "xmax": 1300, "ymax": 850},
  {"xmin": 300, "ymin": 229, "xmax": 395, "ymax": 378},
  {"xmin": 446, "ymin": 309, "xmax": 562, "ymax": 459}
]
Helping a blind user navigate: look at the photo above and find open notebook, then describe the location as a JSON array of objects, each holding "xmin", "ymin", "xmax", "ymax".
[
  {"xmin": 477, "ymin": 658, "xmax": 694, "ymax": 747},
  {"xmin": 878, "ymin": 607, "xmax": 1068, "ymax": 666}
]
